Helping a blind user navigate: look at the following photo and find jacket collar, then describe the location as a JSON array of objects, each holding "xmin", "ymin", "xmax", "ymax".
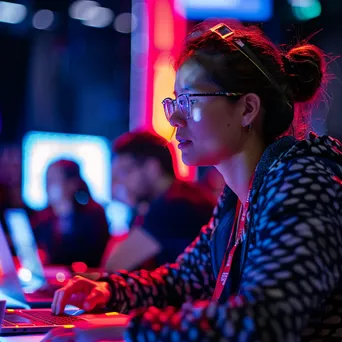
[{"xmin": 221, "ymin": 136, "xmax": 298, "ymax": 204}]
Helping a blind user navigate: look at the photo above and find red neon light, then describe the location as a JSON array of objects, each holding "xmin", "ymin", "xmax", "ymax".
[{"xmin": 144, "ymin": 0, "xmax": 196, "ymax": 181}]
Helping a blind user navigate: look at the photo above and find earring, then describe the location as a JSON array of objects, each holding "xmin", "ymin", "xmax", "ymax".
[{"xmin": 242, "ymin": 124, "xmax": 252, "ymax": 132}]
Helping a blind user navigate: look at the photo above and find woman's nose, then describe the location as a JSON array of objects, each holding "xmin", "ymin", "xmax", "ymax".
[{"xmin": 169, "ymin": 112, "xmax": 186, "ymax": 128}]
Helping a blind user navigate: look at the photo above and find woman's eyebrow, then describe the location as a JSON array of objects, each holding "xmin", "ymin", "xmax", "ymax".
[{"xmin": 173, "ymin": 86, "xmax": 197, "ymax": 96}]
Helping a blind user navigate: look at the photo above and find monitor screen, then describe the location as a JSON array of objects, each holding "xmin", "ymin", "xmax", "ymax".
[
  {"xmin": 105, "ymin": 200, "xmax": 133, "ymax": 236},
  {"xmin": 176, "ymin": 0, "xmax": 272, "ymax": 21},
  {"xmin": 22, "ymin": 131, "xmax": 111, "ymax": 211}
]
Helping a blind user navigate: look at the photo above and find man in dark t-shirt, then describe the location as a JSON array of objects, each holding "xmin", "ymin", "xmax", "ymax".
[
  {"xmin": 141, "ymin": 179, "xmax": 214, "ymax": 266},
  {"xmin": 107, "ymin": 131, "xmax": 215, "ymax": 270}
]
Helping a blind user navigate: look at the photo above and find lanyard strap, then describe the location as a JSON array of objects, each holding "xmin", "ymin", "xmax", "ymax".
[{"xmin": 212, "ymin": 173, "xmax": 254, "ymax": 301}]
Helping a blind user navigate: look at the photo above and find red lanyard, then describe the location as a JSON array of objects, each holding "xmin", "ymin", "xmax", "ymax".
[{"xmin": 212, "ymin": 174, "xmax": 255, "ymax": 301}]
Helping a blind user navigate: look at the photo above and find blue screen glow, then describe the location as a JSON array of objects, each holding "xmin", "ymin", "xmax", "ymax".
[
  {"xmin": 22, "ymin": 131, "xmax": 111, "ymax": 210},
  {"xmin": 176, "ymin": 0, "xmax": 272, "ymax": 21}
]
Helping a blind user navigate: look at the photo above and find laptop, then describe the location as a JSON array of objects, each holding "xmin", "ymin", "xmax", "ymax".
[
  {"xmin": 3, "ymin": 209, "xmax": 71, "ymax": 305},
  {"xmin": 0, "ymin": 307, "xmax": 129, "ymax": 335},
  {"xmin": 0, "ymin": 221, "xmax": 32, "ymax": 309},
  {"xmin": 0, "ymin": 221, "xmax": 57, "ymax": 308},
  {"xmin": 0, "ymin": 223, "xmax": 129, "ymax": 336}
]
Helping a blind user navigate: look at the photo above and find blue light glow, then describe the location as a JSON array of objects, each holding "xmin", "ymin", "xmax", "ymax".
[
  {"xmin": 176, "ymin": 0, "xmax": 272, "ymax": 21},
  {"xmin": 22, "ymin": 131, "xmax": 111, "ymax": 210}
]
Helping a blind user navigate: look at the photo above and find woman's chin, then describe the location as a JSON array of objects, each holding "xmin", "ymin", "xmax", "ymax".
[
  {"xmin": 181, "ymin": 154, "xmax": 193, "ymax": 166},
  {"xmin": 181, "ymin": 152, "xmax": 218, "ymax": 167},
  {"xmin": 181, "ymin": 153, "xmax": 201, "ymax": 167}
]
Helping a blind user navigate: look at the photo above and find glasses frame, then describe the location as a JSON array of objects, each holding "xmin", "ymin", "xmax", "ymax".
[{"xmin": 162, "ymin": 91, "xmax": 243, "ymax": 121}]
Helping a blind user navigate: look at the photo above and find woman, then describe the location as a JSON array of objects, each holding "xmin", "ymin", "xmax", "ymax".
[
  {"xmin": 32, "ymin": 159, "xmax": 109, "ymax": 268},
  {"xmin": 45, "ymin": 21, "xmax": 342, "ymax": 341}
]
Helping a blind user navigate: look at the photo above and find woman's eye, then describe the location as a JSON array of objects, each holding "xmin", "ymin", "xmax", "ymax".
[{"xmin": 178, "ymin": 99, "xmax": 188, "ymax": 107}]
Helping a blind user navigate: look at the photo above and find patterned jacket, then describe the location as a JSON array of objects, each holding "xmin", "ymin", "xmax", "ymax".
[{"xmin": 103, "ymin": 133, "xmax": 342, "ymax": 342}]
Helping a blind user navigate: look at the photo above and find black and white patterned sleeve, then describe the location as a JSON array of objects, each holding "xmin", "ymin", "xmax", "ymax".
[
  {"xmin": 123, "ymin": 156, "xmax": 342, "ymax": 342},
  {"xmin": 103, "ymin": 217, "xmax": 217, "ymax": 313}
]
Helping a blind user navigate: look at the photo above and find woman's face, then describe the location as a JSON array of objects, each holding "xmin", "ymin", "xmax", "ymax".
[{"xmin": 171, "ymin": 61, "xmax": 246, "ymax": 167}]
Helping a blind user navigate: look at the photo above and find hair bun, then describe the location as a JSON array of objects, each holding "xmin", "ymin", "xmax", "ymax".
[{"xmin": 284, "ymin": 44, "xmax": 325, "ymax": 103}]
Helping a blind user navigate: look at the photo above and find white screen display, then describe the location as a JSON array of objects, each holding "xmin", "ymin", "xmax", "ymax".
[
  {"xmin": 22, "ymin": 131, "xmax": 111, "ymax": 210},
  {"xmin": 4, "ymin": 209, "xmax": 45, "ymax": 286},
  {"xmin": 105, "ymin": 200, "xmax": 133, "ymax": 236}
]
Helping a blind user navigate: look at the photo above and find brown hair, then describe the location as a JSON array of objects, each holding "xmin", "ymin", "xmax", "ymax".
[
  {"xmin": 176, "ymin": 20, "xmax": 328, "ymax": 144},
  {"xmin": 113, "ymin": 130, "xmax": 175, "ymax": 177}
]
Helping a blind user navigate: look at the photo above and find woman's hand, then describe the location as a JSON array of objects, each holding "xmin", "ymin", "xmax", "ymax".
[{"xmin": 51, "ymin": 276, "xmax": 112, "ymax": 315}]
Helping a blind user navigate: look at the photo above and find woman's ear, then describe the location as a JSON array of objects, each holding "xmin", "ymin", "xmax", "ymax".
[{"xmin": 239, "ymin": 93, "xmax": 261, "ymax": 127}]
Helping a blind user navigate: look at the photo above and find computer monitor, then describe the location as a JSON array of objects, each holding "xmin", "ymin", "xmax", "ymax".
[
  {"xmin": 105, "ymin": 200, "xmax": 133, "ymax": 236},
  {"xmin": 22, "ymin": 131, "xmax": 111, "ymax": 211}
]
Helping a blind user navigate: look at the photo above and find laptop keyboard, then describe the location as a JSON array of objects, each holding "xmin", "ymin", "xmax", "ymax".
[
  {"xmin": 3, "ymin": 310, "xmax": 85, "ymax": 326},
  {"xmin": 25, "ymin": 311, "xmax": 85, "ymax": 325}
]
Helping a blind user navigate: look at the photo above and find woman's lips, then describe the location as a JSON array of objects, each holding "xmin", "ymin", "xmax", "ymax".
[{"xmin": 177, "ymin": 140, "xmax": 192, "ymax": 150}]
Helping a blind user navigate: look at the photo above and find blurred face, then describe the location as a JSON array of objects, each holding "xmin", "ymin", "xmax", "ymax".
[
  {"xmin": 170, "ymin": 61, "xmax": 245, "ymax": 166},
  {"xmin": 111, "ymin": 154, "xmax": 150, "ymax": 206},
  {"xmin": 46, "ymin": 165, "xmax": 69, "ymax": 205}
]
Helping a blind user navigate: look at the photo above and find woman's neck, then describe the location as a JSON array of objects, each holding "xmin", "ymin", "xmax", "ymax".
[{"xmin": 216, "ymin": 137, "xmax": 265, "ymax": 204}]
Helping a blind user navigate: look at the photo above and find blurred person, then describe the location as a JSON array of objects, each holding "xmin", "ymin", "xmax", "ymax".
[
  {"xmin": 0, "ymin": 146, "xmax": 36, "ymax": 217},
  {"xmin": 45, "ymin": 20, "xmax": 342, "ymax": 342},
  {"xmin": 104, "ymin": 130, "xmax": 216, "ymax": 270},
  {"xmin": 0, "ymin": 183, "xmax": 14, "ymax": 253},
  {"xmin": 32, "ymin": 159, "xmax": 109, "ymax": 268}
]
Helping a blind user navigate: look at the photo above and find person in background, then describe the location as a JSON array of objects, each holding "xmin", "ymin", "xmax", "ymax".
[
  {"xmin": 32, "ymin": 159, "xmax": 109, "ymax": 268},
  {"xmin": 104, "ymin": 130, "xmax": 216, "ymax": 270},
  {"xmin": 46, "ymin": 19, "xmax": 342, "ymax": 341}
]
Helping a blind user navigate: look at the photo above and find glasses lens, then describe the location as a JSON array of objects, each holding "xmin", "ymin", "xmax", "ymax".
[
  {"xmin": 177, "ymin": 94, "xmax": 189, "ymax": 118},
  {"xmin": 162, "ymin": 99, "xmax": 174, "ymax": 121}
]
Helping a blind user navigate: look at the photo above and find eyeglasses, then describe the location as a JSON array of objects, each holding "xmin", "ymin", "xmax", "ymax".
[{"xmin": 162, "ymin": 92, "xmax": 242, "ymax": 122}]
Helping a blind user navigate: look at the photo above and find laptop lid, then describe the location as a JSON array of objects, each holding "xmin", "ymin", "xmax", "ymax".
[
  {"xmin": 0, "ymin": 223, "xmax": 29, "ymax": 309},
  {"xmin": 4, "ymin": 209, "xmax": 46, "ymax": 293}
]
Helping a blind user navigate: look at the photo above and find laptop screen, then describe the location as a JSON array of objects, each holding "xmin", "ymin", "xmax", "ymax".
[
  {"xmin": 0, "ymin": 223, "xmax": 28, "ymax": 307},
  {"xmin": 4, "ymin": 209, "xmax": 45, "ymax": 292}
]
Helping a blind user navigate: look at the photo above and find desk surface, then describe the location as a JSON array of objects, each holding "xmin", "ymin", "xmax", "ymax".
[
  {"xmin": 1, "ymin": 336, "xmax": 124, "ymax": 342},
  {"xmin": 1, "ymin": 334, "xmax": 44, "ymax": 341}
]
